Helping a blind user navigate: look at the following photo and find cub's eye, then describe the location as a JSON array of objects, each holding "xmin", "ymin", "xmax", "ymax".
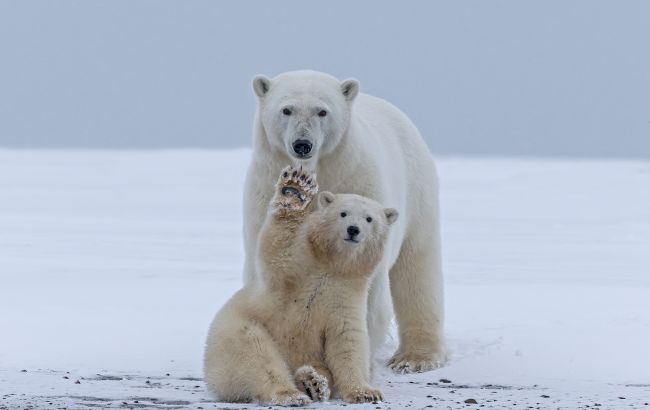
[
  {"xmin": 366, "ymin": 217, "xmax": 373, "ymax": 223},
  {"xmin": 318, "ymin": 110, "xmax": 327, "ymax": 117},
  {"xmin": 282, "ymin": 108, "xmax": 292, "ymax": 116},
  {"xmin": 340, "ymin": 212, "xmax": 347, "ymax": 218}
]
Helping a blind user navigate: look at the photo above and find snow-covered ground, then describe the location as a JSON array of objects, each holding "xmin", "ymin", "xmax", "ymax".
[{"xmin": 1, "ymin": 150, "xmax": 649, "ymax": 409}]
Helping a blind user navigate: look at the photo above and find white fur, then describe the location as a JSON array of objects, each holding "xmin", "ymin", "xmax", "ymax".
[
  {"xmin": 205, "ymin": 168, "xmax": 392, "ymax": 404},
  {"xmin": 243, "ymin": 70, "xmax": 446, "ymax": 372}
]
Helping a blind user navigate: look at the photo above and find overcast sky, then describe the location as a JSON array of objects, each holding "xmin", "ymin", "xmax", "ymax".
[{"xmin": 0, "ymin": 1, "xmax": 648, "ymax": 157}]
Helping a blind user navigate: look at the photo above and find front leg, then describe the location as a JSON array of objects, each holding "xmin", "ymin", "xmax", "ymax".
[
  {"xmin": 388, "ymin": 229, "xmax": 447, "ymax": 373},
  {"xmin": 242, "ymin": 161, "xmax": 275, "ymax": 285},
  {"xmin": 325, "ymin": 310, "xmax": 383, "ymax": 403},
  {"xmin": 243, "ymin": 163, "xmax": 317, "ymax": 284},
  {"xmin": 257, "ymin": 166, "xmax": 319, "ymax": 285}
]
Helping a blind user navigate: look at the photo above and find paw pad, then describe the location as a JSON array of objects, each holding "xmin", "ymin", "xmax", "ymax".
[
  {"xmin": 295, "ymin": 365, "xmax": 330, "ymax": 402},
  {"xmin": 273, "ymin": 165, "xmax": 318, "ymax": 211}
]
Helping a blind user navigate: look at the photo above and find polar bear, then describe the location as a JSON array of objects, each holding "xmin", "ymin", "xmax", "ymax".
[
  {"xmin": 242, "ymin": 70, "xmax": 445, "ymax": 372},
  {"xmin": 205, "ymin": 166, "xmax": 397, "ymax": 405}
]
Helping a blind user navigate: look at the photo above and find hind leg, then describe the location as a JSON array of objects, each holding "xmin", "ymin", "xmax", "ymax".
[
  {"xmin": 294, "ymin": 364, "xmax": 331, "ymax": 401},
  {"xmin": 388, "ymin": 231, "xmax": 446, "ymax": 373},
  {"xmin": 204, "ymin": 310, "xmax": 310, "ymax": 406}
]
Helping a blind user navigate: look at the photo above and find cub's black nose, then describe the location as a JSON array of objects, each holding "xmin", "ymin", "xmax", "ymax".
[
  {"xmin": 292, "ymin": 139, "xmax": 313, "ymax": 157},
  {"xmin": 347, "ymin": 225, "xmax": 360, "ymax": 237}
]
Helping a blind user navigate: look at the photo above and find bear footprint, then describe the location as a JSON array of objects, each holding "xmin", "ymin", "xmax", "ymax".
[{"xmin": 273, "ymin": 165, "xmax": 318, "ymax": 211}]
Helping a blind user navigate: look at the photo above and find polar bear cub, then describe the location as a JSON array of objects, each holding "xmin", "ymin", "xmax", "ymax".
[{"xmin": 204, "ymin": 166, "xmax": 398, "ymax": 405}]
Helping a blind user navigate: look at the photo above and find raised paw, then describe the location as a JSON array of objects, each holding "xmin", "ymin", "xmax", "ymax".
[
  {"xmin": 272, "ymin": 165, "xmax": 318, "ymax": 212},
  {"xmin": 342, "ymin": 385, "xmax": 383, "ymax": 404},
  {"xmin": 387, "ymin": 348, "xmax": 447, "ymax": 374},
  {"xmin": 294, "ymin": 365, "xmax": 330, "ymax": 401}
]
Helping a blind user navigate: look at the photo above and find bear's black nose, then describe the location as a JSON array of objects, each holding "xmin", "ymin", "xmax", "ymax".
[
  {"xmin": 292, "ymin": 139, "xmax": 313, "ymax": 157},
  {"xmin": 347, "ymin": 225, "xmax": 360, "ymax": 237}
]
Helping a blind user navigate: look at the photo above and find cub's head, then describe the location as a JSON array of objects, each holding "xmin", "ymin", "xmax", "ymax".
[
  {"xmin": 306, "ymin": 192, "xmax": 398, "ymax": 275},
  {"xmin": 252, "ymin": 70, "xmax": 359, "ymax": 169}
]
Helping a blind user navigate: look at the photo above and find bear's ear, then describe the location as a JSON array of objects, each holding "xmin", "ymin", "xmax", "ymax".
[
  {"xmin": 252, "ymin": 75, "xmax": 272, "ymax": 98},
  {"xmin": 341, "ymin": 79, "xmax": 360, "ymax": 101},
  {"xmin": 317, "ymin": 191, "xmax": 335, "ymax": 208},
  {"xmin": 384, "ymin": 208, "xmax": 399, "ymax": 225}
]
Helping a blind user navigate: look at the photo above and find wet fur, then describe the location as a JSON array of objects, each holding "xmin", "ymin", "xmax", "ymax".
[{"xmin": 204, "ymin": 169, "xmax": 394, "ymax": 404}]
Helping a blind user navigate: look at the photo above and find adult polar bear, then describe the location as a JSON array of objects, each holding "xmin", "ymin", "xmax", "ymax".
[{"xmin": 242, "ymin": 70, "xmax": 444, "ymax": 372}]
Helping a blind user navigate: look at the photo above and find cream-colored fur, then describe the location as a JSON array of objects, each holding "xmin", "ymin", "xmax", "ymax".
[
  {"xmin": 205, "ymin": 166, "xmax": 397, "ymax": 405},
  {"xmin": 243, "ymin": 70, "xmax": 445, "ymax": 372}
]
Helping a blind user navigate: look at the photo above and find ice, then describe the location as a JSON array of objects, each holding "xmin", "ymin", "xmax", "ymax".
[{"xmin": 1, "ymin": 150, "xmax": 649, "ymax": 409}]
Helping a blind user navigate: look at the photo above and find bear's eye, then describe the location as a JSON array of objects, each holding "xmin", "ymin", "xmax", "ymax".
[
  {"xmin": 340, "ymin": 212, "xmax": 347, "ymax": 218},
  {"xmin": 282, "ymin": 108, "xmax": 292, "ymax": 116},
  {"xmin": 366, "ymin": 217, "xmax": 373, "ymax": 223},
  {"xmin": 318, "ymin": 110, "xmax": 327, "ymax": 117}
]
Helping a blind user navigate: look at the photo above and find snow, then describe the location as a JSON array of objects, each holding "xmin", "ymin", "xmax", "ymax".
[{"xmin": 1, "ymin": 149, "xmax": 649, "ymax": 409}]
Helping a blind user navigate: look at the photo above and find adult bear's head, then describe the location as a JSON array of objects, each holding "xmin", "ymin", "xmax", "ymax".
[{"xmin": 252, "ymin": 70, "xmax": 359, "ymax": 168}]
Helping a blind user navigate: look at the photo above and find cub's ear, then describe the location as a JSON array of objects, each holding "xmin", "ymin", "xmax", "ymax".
[
  {"xmin": 384, "ymin": 208, "xmax": 399, "ymax": 225},
  {"xmin": 341, "ymin": 78, "xmax": 360, "ymax": 101},
  {"xmin": 317, "ymin": 191, "xmax": 335, "ymax": 208},
  {"xmin": 252, "ymin": 75, "xmax": 272, "ymax": 98}
]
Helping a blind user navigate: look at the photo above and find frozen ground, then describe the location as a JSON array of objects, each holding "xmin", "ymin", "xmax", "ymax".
[{"xmin": 1, "ymin": 150, "xmax": 649, "ymax": 410}]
